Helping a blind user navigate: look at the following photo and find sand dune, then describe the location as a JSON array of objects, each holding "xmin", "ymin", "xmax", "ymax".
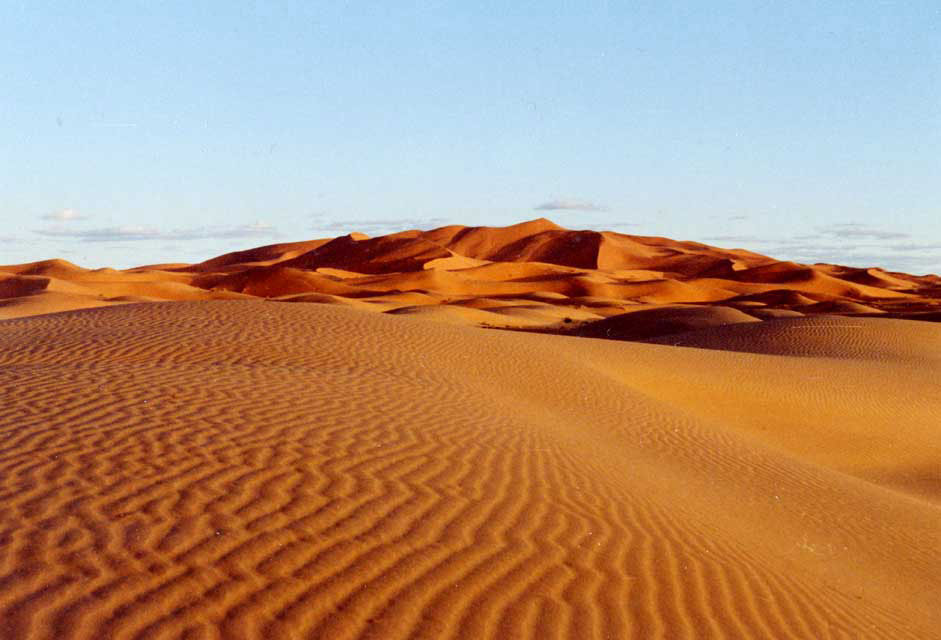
[
  {"xmin": 3, "ymin": 219, "xmax": 938, "ymax": 332},
  {"xmin": 1, "ymin": 220, "xmax": 940, "ymax": 638},
  {"xmin": 575, "ymin": 305, "xmax": 761, "ymax": 341},
  {"xmin": 279, "ymin": 233, "xmax": 454, "ymax": 274},
  {"xmin": 0, "ymin": 302, "xmax": 938, "ymax": 639}
]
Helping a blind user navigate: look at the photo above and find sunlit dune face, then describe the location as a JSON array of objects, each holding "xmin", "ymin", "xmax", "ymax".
[
  {"xmin": 2, "ymin": 220, "xmax": 938, "ymax": 328},
  {"xmin": 0, "ymin": 300, "xmax": 938, "ymax": 638}
]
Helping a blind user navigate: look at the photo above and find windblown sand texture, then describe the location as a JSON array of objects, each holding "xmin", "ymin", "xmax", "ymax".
[{"xmin": 1, "ymin": 220, "xmax": 940, "ymax": 639}]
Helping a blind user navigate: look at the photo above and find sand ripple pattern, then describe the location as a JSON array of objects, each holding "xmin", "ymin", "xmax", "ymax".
[{"xmin": 0, "ymin": 301, "xmax": 938, "ymax": 639}]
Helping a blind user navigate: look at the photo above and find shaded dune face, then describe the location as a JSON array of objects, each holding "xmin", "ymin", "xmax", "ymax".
[
  {"xmin": 575, "ymin": 305, "xmax": 760, "ymax": 341},
  {"xmin": 279, "ymin": 234, "xmax": 453, "ymax": 275},
  {"xmin": 2, "ymin": 218, "xmax": 939, "ymax": 330},
  {"xmin": 0, "ymin": 301, "xmax": 939, "ymax": 639}
]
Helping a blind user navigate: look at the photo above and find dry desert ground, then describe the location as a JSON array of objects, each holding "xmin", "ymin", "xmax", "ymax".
[{"xmin": 1, "ymin": 220, "xmax": 939, "ymax": 639}]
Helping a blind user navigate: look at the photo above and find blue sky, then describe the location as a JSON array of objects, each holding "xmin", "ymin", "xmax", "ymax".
[{"xmin": 2, "ymin": 2, "xmax": 939, "ymax": 273}]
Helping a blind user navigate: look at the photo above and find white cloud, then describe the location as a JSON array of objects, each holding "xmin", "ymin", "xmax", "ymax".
[
  {"xmin": 42, "ymin": 208, "xmax": 87, "ymax": 222},
  {"xmin": 534, "ymin": 199, "xmax": 608, "ymax": 212},
  {"xmin": 34, "ymin": 222, "xmax": 278, "ymax": 242},
  {"xmin": 239, "ymin": 221, "xmax": 275, "ymax": 233},
  {"xmin": 764, "ymin": 242, "xmax": 941, "ymax": 274},
  {"xmin": 694, "ymin": 226, "xmax": 940, "ymax": 274},
  {"xmin": 888, "ymin": 243, "xmax": 941, "ymax": 252},
  {"xmin": 816, "ymin": 223, "xmax": 910, "ymax": 241},
  {"xmin": 702, "ymin": 235, "xmax": 764, "ymax": 243},
  {"xmin": 311, "ymin": 217, "xmax": 450, "ymax": 234}
]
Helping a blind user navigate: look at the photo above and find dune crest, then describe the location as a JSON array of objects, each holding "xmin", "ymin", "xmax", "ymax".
[{"xmin": 2, "ymin": 219, "xmax": 938, "ymax": 333}]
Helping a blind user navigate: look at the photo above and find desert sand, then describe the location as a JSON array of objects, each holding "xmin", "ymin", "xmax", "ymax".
[
  {"xmin": 1, "ymin": 220, "xmax": 939, "ymax": 639},
  {"xmin": 3, "ymin": 218, "xmax": 940, "ymax": 329}
]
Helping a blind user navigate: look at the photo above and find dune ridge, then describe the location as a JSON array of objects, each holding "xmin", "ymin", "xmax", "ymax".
[{"xmin": 2, "ymin": 219, "xmax": 938, "ymax": 334}]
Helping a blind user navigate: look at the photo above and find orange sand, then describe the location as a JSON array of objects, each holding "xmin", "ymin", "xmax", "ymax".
[
  {"xmin": 3, "ymin": 219, "xmax": 939, "ymax": 330},
  {"xmin": 1, "ymin": 220, "xmax": 939, "ymax": 639}
]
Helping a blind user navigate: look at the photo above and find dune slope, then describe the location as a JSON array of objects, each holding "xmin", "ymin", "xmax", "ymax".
[
  {"xmin": 4, "ymin": 219, "xmax": 939, "ymax": 332},
  {"xmin": 0, "ymin": 301, "xmax": 938, "ymax": 639}
]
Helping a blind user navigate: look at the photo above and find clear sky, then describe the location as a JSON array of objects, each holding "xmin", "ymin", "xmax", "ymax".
[{"xmin": 3, "ymin": 2, "xmax": 940, "ymax": 273}]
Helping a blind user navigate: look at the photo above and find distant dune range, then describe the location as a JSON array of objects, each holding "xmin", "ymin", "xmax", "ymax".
[
  {"xmin": 1, "ymin": 220, "xmax": 940, "ymax": 639},
  {"xmin": 2, "ymin": 218, "xmax": 939, "ymax": 331}
]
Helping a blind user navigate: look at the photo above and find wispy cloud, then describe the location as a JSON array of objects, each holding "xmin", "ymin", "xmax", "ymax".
[
  {"xmin": 311, "ymin": 217, "xmax": 450, "ymax": 234},
  {"xmin": 764, "ymin": 242, "xmax": 941, "ymax": 274},
  {"xmin": 888, "ymin": 243, "xmax": 941, "ymax": 252},
  {"xmin": 816, "ymin": 222, "xmax": 910, "ymax": 241},
  {"xmin": 34, "ymin": 222, "xmax": 277, "ymax": 242},
  {"xmin": 598, "ymin": 221, "xmax": 638, "ymax": 229},
  {"xmin": 732, "ymin": 222, "xmax": 941, "ymax": 272},
  {"xmin": 703, "ymin": 234, "xmax": 763, "ymax": 243},
  {"xmin": 42, "ymin": 208, "xmax": 87, "ymax": 222},
  {"xmin": 694, "ymin": 225, "xmax": 940, "ymax": 274},
  {"xmin": 534, "ymin": 199, "xmax": 608, "ymax": 212}
]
